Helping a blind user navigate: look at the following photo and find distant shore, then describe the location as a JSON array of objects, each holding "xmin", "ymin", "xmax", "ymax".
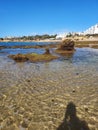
[
  {"xmin": 0, "ymin": 36, "xmax": 98, "ymax": 42},
  {"xmin": 0, "ymin": 39, "xmax": 61, "ymax": 43}
]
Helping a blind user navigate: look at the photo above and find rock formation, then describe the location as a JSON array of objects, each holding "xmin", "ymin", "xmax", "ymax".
[
  {"xmin": 9, "ymin": 53, "xmax": 29, "ymax": 62},
  {"xmin": 55, "ymin": 39, "xmax": 75, "ymax": 54},
  {"xmin": 58, "ymin": 39, "xmax": 74, "ymax": 50},
  {"xmin": 9, "ymin": 51, "xmax": 58, "ymax": 62}
]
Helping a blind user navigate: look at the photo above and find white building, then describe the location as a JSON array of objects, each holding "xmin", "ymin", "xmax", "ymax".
[
  {"xmin": 56, "ymin": 23, "xmax": 98, "ymax": 38},
  {"xmin": 84, "ymin": 24, "xmax": 98, "ymax": 35},
  {"xmin": 56, "ymin": 33, "xmax": 67, "ymax": 39}
]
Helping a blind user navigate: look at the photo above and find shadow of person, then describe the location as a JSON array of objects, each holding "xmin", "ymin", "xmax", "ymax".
[{"xmin": 57, "ymin": 102, "xmax": 90, "ymax": 130}]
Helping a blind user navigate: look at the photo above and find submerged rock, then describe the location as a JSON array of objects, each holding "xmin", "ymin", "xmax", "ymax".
[
  {"xmin": 9, "ymin": 52, "xmax": 58, "ymax": 62},
  {"xmin": 26, "ymin": 53, "xmax": 58, "ymax": 62},
  {"xmin": 9, "ymin": 53, "xmax": 29, "ymax": 62},
  {"xmin": 0, "ymin": 46, "xmax": 6, "ymax": 50}
]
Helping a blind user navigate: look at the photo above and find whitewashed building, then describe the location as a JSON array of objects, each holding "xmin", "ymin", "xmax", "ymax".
[
  {"xmin": 84, "ymin": 24, "xmax": 98, "ymax": 34},
  {"xmin": 56, "ymin": 33, "xmax": 67, "ymax": 39}
]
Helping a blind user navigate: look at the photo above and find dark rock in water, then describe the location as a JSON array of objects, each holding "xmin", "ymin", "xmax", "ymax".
[
  {"xmin": 58, "ymin": 39, "xmax": 75, "ymax": 51},
  {"xmin": 84, "ymin": 105, "xmax": 89, "ymax": 112},
  {"xmin": 51, "ymin": 99, "xmax": 54, "ymax": 102},
  {"xmin": 9, "ymin": 53, "xmax": 29, "ymax": 62},
  {"xmin": 21, "ymin": 120, "xmax": 28, "ymax": 128},
  {"xmin": 0, "ymin": 46, "xmax": 6, "ymax": 50},
  {"xmin": 85, "ymin": 107, "xmax": 88, "ymax": 112},
  {"xmin": 55, "ymin": 39, "xmax": 75, "ymax": 54},
  {"xmin": 27, "ymin": 79, "xmax": 31, "ymax": 82},
  {"xmin": 72, "ymin": 89, "xmax": 75, "ymax": 93},
  {"xmin": 76, "ymin": 72, "xmax": 79, "ymax": 75},
  {"xmin": 44, "ymin": 48, "xmax": 50, "ymax": 55},
  {"xmin": 9, "ymin": 52, "xmax": 58, "ymax": 62}
]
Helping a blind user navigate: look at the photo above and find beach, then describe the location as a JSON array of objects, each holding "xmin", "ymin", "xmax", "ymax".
[{"xmin": 0, "ymin": 41, "xmax": 98, "ymax": 130}]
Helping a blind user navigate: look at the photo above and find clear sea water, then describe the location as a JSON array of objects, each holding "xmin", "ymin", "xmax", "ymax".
[
  {"xmin": 1, "ymin": 42, "xmax": 98, "ymax": 66},
  {"xmin": 0, "ymin": 41, "xmax": 55, "ymax": 47},
  {"xmin": 0, "ymin": 42, "xmax": 98, "ymax": 130}
]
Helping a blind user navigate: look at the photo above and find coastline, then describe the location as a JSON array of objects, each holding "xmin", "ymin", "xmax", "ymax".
[
  {"xmin": 0, "ymin": 39, "xmax": 61, "ymax": 43},
  {"xmin": 0, "ymin": 36, "xmax": 98, "ymax": 43},
  {"xmin": 1, "ymin": 38, "xmax": 98, "ymax": 49}
]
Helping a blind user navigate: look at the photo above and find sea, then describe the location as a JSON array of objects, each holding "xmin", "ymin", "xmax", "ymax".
[
  {"xmin": 0, "ymin": 42, "xmax": 98, "ymax": 87},
  {"xmin": 0, "ymin": 41, "xmax": 98, "ymax": 65}
]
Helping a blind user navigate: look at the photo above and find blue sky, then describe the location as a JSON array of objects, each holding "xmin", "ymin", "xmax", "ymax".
[{"xmin": 0, "ymin": 0, "xmax": 98, "ymax": 37}]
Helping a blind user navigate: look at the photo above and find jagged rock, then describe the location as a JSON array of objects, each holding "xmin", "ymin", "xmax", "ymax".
[
  {"xmin": 55, "ymin": 39, "xmax": 75, "ymax": 54},
  {"xmin": 58, "ymin": 39, "xmax": 75, "ymax": 51}
]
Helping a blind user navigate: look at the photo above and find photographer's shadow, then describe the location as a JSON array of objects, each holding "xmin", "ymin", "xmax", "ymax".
[{"xmin": 57, "ymin": 102, "xmax": 90, "ymax": 130}]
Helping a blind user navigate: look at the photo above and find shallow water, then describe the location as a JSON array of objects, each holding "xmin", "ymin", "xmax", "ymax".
[
  {"xmin": 0, "ymin": 41, "xmax": 57, "ymax": 47},
  {"xmin": 0, "ymin": 42, "xmax": 98, "ymax": 130},
  {"xmin": 0, "ymin": 48, "xmax": 45, "ymax": 55}
]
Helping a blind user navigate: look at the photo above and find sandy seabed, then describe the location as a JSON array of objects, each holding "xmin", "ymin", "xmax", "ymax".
[{"xmin": 0, "ymin": 56, "xmax": 98, "ymax": 130}]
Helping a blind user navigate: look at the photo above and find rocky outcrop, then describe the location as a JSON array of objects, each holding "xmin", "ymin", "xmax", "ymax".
[
  {"xmin": 44, "ymin": 48, "xmax": 50, "ymax": 55},
  {"xmin": 58, "ymin": 39, "xmax": 75, "ymax": 50},
  {"xmin": 9, "ymin": 53, "xmax": 29, "ymax": 62},
  {"xmin": 55, "ymin": 39, "xmax": 75, "ymax": 54},
  {"xmin": 9, "ymin": 52, "xmax": 58, "ymax": 62}
]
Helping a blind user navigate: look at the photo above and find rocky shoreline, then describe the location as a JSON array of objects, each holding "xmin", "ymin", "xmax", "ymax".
[
  {"xmin": 8, "ymin": 39, "xmax": 75, "ymax": 63},
  {"xmin": 1, "ymin": 40, "xmax": 98, "ymax": 50}
]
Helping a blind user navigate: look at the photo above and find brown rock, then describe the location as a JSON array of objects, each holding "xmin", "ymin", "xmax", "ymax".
[
  {"xmin": 58, "ymin": 39, "xmax": 75, "ymax": 51},
  {"xmin": 9, "ymin": 53, "xmax": 29, "ymax": 62},
  {"xmin": 9, "ymin": 52, "xmax": 58, "ymax": 62},
  {"xmin": 55, "ymin": 39, "xmax": 75, "ymax": 55},
  {"xmin": 44, "ymin": 48, "xmax": 50, "ymax": 55}
]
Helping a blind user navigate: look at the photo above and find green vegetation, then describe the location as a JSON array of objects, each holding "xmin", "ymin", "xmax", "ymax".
[
  {"xmin": 86, "ymin": 34, "xmax": 98, "ymax": 37},
  {"xmin": 9, "ymin": 48, "xmax": 58, "ymax": 62},
  {"xmin": 3, "ymin": 34, "xmax": 57, "ymax": 41},
  {"xmin": 75, "ymin": 41, "xmax": 98, "ymax": 48},
  {"xmin": 0, "ymin": 38, "xmax": 4, "ymax": 40},
  {"xmin": 26, "ymin": 53, "xmax": 58, "ymax": 62},
  {"xmin": 66, "ymin": 33, "xmax": 73, "ymax": 37}
]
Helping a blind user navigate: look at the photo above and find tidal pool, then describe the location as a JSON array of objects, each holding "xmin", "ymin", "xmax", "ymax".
[{"xmin": 0, "ymin": 42, "xmax": 98, "ymax": 130}]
